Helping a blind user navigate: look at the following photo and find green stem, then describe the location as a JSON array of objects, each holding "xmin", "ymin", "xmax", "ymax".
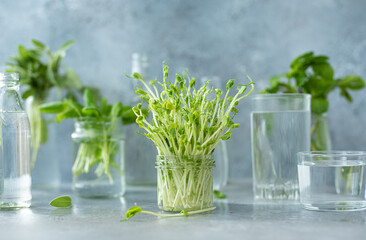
[{"xmin": 141, "ymin": 207, "xmax": 216, "ymax": 217}]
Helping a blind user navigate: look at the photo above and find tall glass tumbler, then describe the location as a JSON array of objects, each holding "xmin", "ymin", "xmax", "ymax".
[{"xmin": 250, "ymin": 94, "xmax": 311, "ymax": 200}]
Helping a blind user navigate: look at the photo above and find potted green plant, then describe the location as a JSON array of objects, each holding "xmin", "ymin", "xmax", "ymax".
[
  {"xmin": 127, "ymin": 62, "xmax": 254, "ymax": 211},
  {"xmin": 262, "ymin": 52, "xmax": 365, "ymax": 194},
  {"xmin": 261, "ymin": 52, "xmax": 365, "ymax": 151},
  {"xmin": 5, "ymin": 40, "xmax": 90, "ymax": 187},
  {"xmin": 39, "ymin": 89, "xmax": 138, "ymax": 197}
]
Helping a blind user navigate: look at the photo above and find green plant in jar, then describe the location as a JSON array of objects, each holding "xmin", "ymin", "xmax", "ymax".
[
  {"xmin": 5, "ymin": 40, "xmax": 89, "ymax": 165},
  {"xmin": 127, "ymin": 62, "xmax": 254, "ymax": 211},
  {"xmin": 39, "ymin": 88, "xmax": 138, "ymax": 182},
  {"xmin": 262, "ymin": 52, "xmax": 365, "ymax": 192},
  {"xmin": 261, "ymin": 52, "xmax": 365, "ymax": 151}
]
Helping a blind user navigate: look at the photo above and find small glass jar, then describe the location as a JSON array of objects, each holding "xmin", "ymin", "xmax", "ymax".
[
  {"xmin": 71, "ymin": 118, "xmax": 126, "ymax": 198},
  {"xmin": 298, "ymin": 151, "xmax": 366, "ymax": 211},
  {"xmin": 0, "ymin": 73, "xmax": 31, "ymax": 208},
  {"xmin": 156, "ymin": 155, "xmax": 215, "ymax": 212}
]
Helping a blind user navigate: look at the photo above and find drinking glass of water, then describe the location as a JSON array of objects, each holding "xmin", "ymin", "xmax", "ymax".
[
  {"xmin": 298, "ymin": 151, "xmax": 366, "ymax": 211},
  {"xmin": 250, "ymin": 94, "xmax": 311, "ymax": 200}
]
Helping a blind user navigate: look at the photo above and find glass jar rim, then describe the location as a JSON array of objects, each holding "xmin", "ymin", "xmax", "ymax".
[
  {"xmin": 0, "ymin": 72, "xmax": 19, "ymax": 81},
  {"xmin": 297, "ymin": 151, "xmax": 366, "ymax": 165},
  {"xmin": 298, "ymin": 151, "xmax": 366, "ymax": 157},
  {"xmin": 250, "ymin": 93, "xmax": 311, "ymax": 100}
]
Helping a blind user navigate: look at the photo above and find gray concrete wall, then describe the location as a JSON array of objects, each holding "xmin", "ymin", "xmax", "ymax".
[{"xmin": 1, "ymin": 0, "xmax": 365, "ymax": 182}]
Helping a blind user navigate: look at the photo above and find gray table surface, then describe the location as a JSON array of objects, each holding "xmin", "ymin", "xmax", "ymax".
[{"xmin": 1, "ymin": 180, "xmax": 365, "ymax": 240}]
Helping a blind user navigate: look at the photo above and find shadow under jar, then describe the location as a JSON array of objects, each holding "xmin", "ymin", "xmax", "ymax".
[
  {"xmin": 156, "ymin": 155, "xmax": 215, "ymax": 212},
  {"xmin": 71, "ymin": 118, "xmax": 126, "ymax": 198}
]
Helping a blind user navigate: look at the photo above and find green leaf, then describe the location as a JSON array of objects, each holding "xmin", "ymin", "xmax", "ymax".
[
  {"xmin": 65, "ymin": 100, "xmax": 83, "ymax": 116},
  {"xmin": 311, "ymin": 97, "xmax": 329, "ymax": 114},
  {"xmin": 122, "ymin": 206, "xmax": 142, "ymax": 221},
  {"xmin": 269, "ymin": 74, "xmax": 283, "ymax": 88},
  {"xmin": 180, "ymin": 210, "xmax": 189, "ymax": 216},
  {"xmin": 56, "ymin": 108, "xmax": 80, "ymax": 123},
  {"xmin": 289, "ymin": 52, "xmax": 313, "ymax": 69},
  {"xmin": 133, "ymin": 72, "xmax": 143, "ymax": 80},
  {"xmin": 340, "ymin": 88, "xmax": 352, "ymax": 102},
  {"xmin": 59, "ymin": 40, "xmax": 76, "ymax": 53},
  {"xmin": 82, "ymin": 107, "xmax": 100, "ymax": 116},
  {"xmin": 21, "ymin": 89, "xmax": 35, "ymax": 99},
  {"xmin": 39, "ymin": 101, "xmax": 66, "ymax": 113},
  {"xmin": 18, "ymin": 45, "xmax": 28, "ymax": 58},
  {"xmin": 83, "ymin": 88, "xmax": 97, "ymax": 108},
  {"xmin": 32, "ymin": 39, "xmax": 46, "ymax": 49},
  {"xmin": 49, "ymin": 196, "xmax": 72, "ymax": 208},
  {"xmin": 339, "ymin": 75, "xmax": 365, "ymax": 90},
  {"xmin": 65, "ymin": 67, "xmax": 82, "ymax": 90},
  {"xmin": 226, "ymin": 79, "xmax": 235, "ymax": 90},
  {"xmin": 221, "ymin": 131, "xmax": 232, "ymax": 140},
  {"xmin": 312, "ymin": 62, "xmax": 334, "ymax": 80},
  {"xmin": 213, "ymin": 190, "xmax": 226, "ymax": 199}
]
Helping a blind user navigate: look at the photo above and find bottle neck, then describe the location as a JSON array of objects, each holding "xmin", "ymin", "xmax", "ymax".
[{"xmin": 0, "ymin": 83, "xmax": 23, "ymax": 112}]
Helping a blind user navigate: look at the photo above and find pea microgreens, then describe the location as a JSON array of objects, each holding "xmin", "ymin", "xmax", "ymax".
[
  {"xmin": 39, "ymin": 88, "xmax": 139, "ymax": 181},
  {"xmin": 121, "ymin": 206, "xmax": 216, "ymax": 221},
  {"xmin": 126, "ymin": 62, "xmax": 255, "ymax": 156},
  {"xmin": 126, "ymin": 62, "xmax": 254, "ymax": 212}
]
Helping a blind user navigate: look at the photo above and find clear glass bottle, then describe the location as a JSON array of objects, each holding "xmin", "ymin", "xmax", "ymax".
[
  {"xmin": 71, "ymin": 118, "xmax": 126, "ymax": 198},
  {"xmin": 0, "ymin": 73, "xmax": 31, "ymax": 208},
  {"xmin": 125, "ymin": 53, "xmax": 156, "ymax": 186},
  {"xmin": 156, "ymin": 155, "xmax": 215, "ymax": 211}
]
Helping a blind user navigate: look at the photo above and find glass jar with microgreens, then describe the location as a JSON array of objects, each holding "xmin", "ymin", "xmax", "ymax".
[
  {"xmin": 39, "ymin": 88, "xmax": 137, "ymax": 198},
  {"xmin": 127, "ymin": 62, "xmax": 254, "ymax": 211}
]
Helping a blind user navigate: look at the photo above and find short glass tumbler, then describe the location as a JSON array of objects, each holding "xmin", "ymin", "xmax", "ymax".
[
  {"xmin": 72, "ymin": 118, "xmax": 126, "ymax": 198},
  {"xmin": 250, "ymin": 94, "xmax": 311, "ymax": 200},
  {"xmin": 156, "ymin": 155, "xmax": 215, "ymax": 212},
  {"xmin": 298, "ymin": 151, "xmax": 366, "ymax": 211}
]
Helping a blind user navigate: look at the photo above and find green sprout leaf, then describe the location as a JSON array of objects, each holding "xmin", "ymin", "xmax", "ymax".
[
  {"xmin": 123, "ymin": 206, "xmax": 142, "ymax": 221},
  {"xmin": 133, "ymin": 72, "xmax": 143, "ymax": 80},
  {"xmin": 49, "ymin": 196, "xmax": 72, "ymax": 208},
  {"xmin": 213, "ymin": 190, "xmax": 227, "ymax": 199}
]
